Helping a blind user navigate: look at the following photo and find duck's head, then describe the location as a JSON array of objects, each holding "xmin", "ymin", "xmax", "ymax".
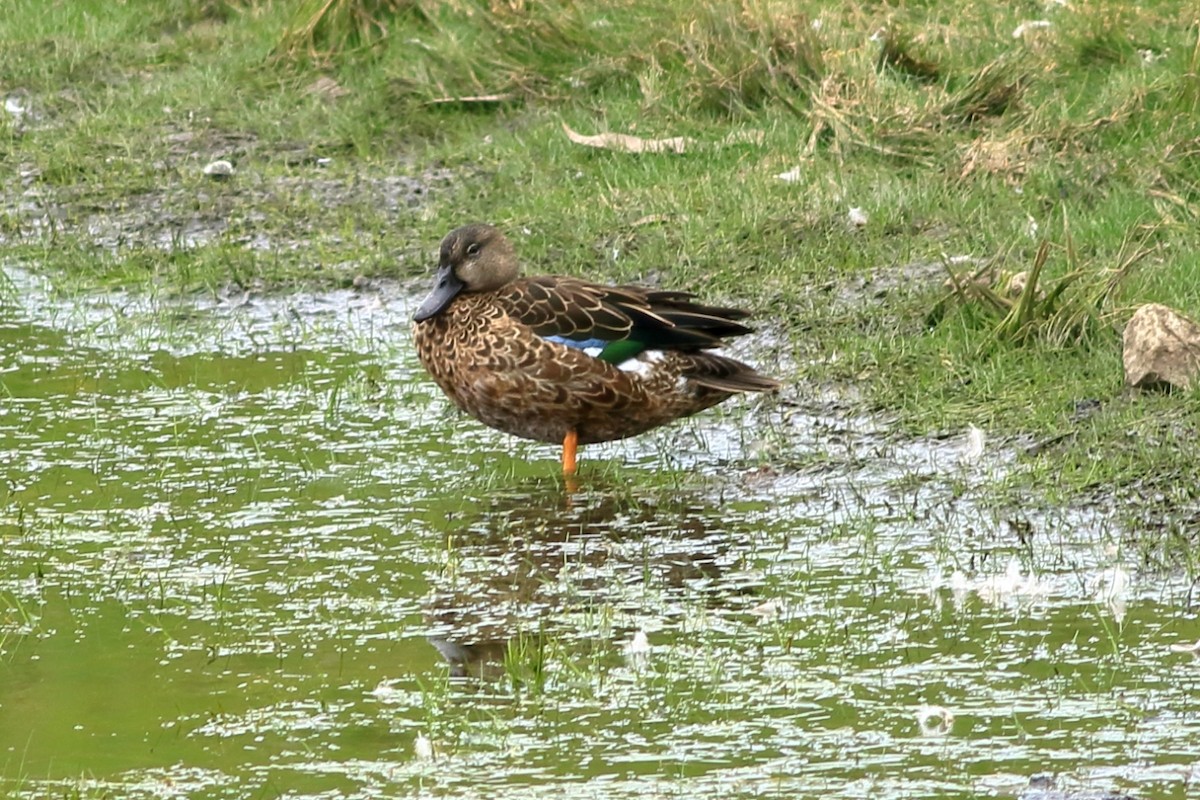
[{"xmin": 413, "ymin": 224, "xmax": 519, "ymax": 321}]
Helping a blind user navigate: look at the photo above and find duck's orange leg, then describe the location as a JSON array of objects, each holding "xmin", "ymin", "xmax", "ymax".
[{"xmin": 562, "ymin": 429, "xmax": 579, "ymax": 476}]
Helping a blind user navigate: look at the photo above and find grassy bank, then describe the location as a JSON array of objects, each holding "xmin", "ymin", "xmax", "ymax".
[{"xmin": 2, "ymin": 0, "xmax": 1198, "ymax": 551}]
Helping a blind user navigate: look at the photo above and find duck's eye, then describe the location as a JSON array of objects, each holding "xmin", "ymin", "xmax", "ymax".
[{"xmin": 465, "ymin": 242, "xmax": 481, "ymax": 258}]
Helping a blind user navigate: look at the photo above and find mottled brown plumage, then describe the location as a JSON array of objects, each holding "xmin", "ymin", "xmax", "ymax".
[{"xmin": 411, "ymin": 224, "xmax": 779, "ymax": 471}]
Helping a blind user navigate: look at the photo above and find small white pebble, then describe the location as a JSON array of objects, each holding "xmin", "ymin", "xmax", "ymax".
[
  {"xmin": 202, "ymin": 159, "xmax": 234, "ymax": 180},
  {"xmin": 413, "ymin": 733, "xmax": 435, "ymax": 761},
  {"xmin": 776, "ymin": 166, "xmax": 803, "ymax": 183},
  {"xmin": 368, "ymin": 679, "xmax": 402, "ymax": 700},
  {"xmin": 624, "ymin": 630, "xmax": 651, "ymax": 668},
  {"xmin": 915, "ymin": 705, "xmax": 955, "ymax": 736},
  {"xmin": 848, "ymin": 207, "xmax": 869, "ymax": 229},
  {"xmin": 749, "ymin": 599, "xmax": 781, "ymax": 618},
  {"xmin": 5, "ymin": 95, "xmax": 29, "ymax": 117},
  {"xmin": 960, "ymin": 425, "xmax": 986, "ymax": 464}
]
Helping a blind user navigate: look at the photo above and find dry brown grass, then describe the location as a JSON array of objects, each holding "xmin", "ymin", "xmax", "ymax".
[
  {"xmin": 657, "ymin": 2, "xmax": 824, "ymax": 114},
  {"xmin": 940, "ymin": 58, "xmax": 1026, "ymax": 125},
  {"xmin": 876, "ymin": 29, "xmax": 941, "ymax": 84},
  {"xmin": 932, "ymin": 229, "xmax": 1159, "ymax": 351},
  {"xmin": 275, "ymin": 0, "xmax": 428, "ymax": 64}
]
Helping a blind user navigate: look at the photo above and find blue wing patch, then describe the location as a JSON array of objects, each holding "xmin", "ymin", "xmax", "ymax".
[
  {"xmin": 542, "ymin": 335, "xmax": 646, "ymax": 364},
  {"xmin": 542, "ymin": 335, "xmax": 610, "ymax": 350}
]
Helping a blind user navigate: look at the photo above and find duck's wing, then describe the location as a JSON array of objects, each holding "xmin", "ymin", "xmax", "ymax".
[{"xmin": 496, "ymin": 276, "xmax": 755, "ymax": 363}]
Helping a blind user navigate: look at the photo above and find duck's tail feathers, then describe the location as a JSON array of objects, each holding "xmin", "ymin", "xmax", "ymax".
[{"xmin": 684, "ymin": 353, "xmax": 782, "ymax": 394}]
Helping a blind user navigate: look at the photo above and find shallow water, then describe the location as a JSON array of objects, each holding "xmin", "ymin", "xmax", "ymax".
[{"xmin": 1, "ymin": 265, "xmax": 1198, "ymax": 799}]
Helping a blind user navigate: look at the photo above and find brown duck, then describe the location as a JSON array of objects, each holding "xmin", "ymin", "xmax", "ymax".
[{"xmin": 412, "ymin": 224, "xmax": 779, "ymax": 474}]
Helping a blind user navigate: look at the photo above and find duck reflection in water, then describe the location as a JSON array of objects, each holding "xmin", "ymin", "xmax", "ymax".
[{"xmin": 421, "ymin": 484, "xmax": 755, "ymax": 680}]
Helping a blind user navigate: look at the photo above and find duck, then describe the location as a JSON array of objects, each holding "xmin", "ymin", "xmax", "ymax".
[{"xmin": 412, "ymin": 224, "xmax": 779, "ymax": 475}]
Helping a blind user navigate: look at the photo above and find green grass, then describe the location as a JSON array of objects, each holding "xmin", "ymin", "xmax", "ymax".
[{"xmin": 2, "ymin": 0, "xmax": 1199, "ymax": 546}]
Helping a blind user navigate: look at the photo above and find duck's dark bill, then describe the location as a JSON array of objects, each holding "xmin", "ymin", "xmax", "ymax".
[{"xmin": 413, "ymin": 266, "xmax": 465, "ymax": 321}]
